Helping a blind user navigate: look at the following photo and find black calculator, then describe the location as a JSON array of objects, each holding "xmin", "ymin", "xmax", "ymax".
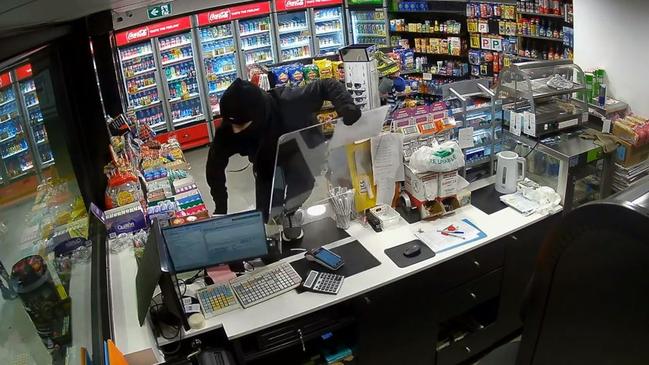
[{"xmin": 302, "ymin": 270, "xmax": 344, "ymax": 295}]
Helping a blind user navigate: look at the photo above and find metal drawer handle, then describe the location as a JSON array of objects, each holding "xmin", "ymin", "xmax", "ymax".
[
  {"xmin": 473, "ymin": 260, "xmax": 480, "ymax": 268},
  {"xmin": 465, "ymin": 346, "xmax": 471, "ymax": 353},
  {"xmin": 469, "ymin": 292, "xmax": 477, "ymax": 300}
]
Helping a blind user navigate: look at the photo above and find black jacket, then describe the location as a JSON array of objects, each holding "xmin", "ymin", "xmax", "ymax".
[{"xmin": 206, "ymin": 78, "xmax": 361, "ymax": 215}]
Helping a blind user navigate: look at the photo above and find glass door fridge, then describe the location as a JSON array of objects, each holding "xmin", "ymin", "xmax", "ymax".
[
  {"xmin": 116, "ymin": 40, "xmax": 166, "ymax": 132},
  {"xmin": 312, "ymin": 6, "xmax": 346, "ymax": 56},
  {"xmin": 0, "ymin": 71, "xmax": 35, "ymax": 181},
  {"xmin": 348, "ymin": 7, "xmax": 388, "ymax": 46},
  {"xmin": 238, "ymin": 15, "xmax": 277, "ymax": 69},
  {"xmin": 198, "ymin": 22, "xmax": 238, "ymax": 116},
  {"xmin": 275, "ymin": 10, "xmax": 313, "ymax": 62},
  {"xmin": 16, "ymin": 65, "xmax": 54, "ymax": 171},
  {"xmin": 156, "ymin": 29, "xmax": 205, "ymax": 129}
]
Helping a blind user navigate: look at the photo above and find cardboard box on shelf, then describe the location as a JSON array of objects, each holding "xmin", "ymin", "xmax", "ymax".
[{"xmin": 616, "ymin": 139, "xmax": 649, "ymax": 167}]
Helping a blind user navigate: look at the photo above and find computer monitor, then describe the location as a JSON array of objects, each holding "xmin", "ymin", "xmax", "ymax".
[
  {"xmin": 162, "ymin": 211, "xmax": 269, "ymax": 273},
  {"xmin": 136, "ymin": 218, "xmax": 190, "ymax": 330}
]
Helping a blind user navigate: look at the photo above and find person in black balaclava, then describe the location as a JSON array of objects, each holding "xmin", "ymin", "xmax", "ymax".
[{"xmin": 206, "ymin": 78, "xmax": 361, "ymax": 241}]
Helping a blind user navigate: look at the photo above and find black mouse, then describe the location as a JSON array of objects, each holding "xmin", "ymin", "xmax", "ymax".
[{"xmin": 403, "ymin": 244, "xmax": 421, "ymax": 258}]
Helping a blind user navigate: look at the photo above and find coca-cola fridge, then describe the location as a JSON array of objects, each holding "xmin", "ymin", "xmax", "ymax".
[
  {"xmin": 114, "ymin": 16, "xmax": 209, "ymax": 134},
  {"xmin": 346, "ymin": 0, "xmax": 389, "ymax": 46},
  {"xmin": 196, "ymin": 2, "xmax": 277, "ymax": 117}
]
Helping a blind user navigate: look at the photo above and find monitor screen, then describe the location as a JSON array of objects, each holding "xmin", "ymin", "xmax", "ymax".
[{"xmin": 162, "ymin": 211, "xmax": 268, "ymax": 272}]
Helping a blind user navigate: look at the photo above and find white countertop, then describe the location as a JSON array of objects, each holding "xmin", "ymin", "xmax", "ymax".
[{"xmin": 109, "ymin": 190, "xmax": 554, "ymax": 362}]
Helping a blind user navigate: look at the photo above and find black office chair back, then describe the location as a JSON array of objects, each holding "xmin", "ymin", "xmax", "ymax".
[{"xmin": 516, "ymin": 201, "xmax": 649, "ymax": 365}]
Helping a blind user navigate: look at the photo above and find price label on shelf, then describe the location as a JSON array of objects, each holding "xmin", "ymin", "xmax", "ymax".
[{"xmin": 422, "ymin": 72, "xmax": 432, "ymax": 80}]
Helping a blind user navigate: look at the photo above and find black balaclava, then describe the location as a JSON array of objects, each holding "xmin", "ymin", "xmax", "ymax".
[{"xmin": 220, "ymin": 78, "xmax": 270, "ymax": 127}]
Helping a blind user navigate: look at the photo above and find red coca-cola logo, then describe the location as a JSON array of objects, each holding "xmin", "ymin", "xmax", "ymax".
[
  {"xmin": 208, "ymin": 9, "xmax": 230, "ymax": 22},
  {"xmin": 284, "ymin": 0, "xmax": 305, "ymax": 8},
  {"xmin": 127, "ymin": 28, "xmax": 148, "ymax": 41}
]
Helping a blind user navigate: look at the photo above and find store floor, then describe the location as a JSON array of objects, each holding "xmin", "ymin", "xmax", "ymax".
[{"xmin": 184, "ymin": 146, "xmax": 256, "ymax": 214}]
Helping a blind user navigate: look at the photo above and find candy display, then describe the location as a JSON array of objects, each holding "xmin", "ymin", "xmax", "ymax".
[
  {"xmin": 410, "ymin": 36, "xmax": 463, "ymax": 56},
  {"xmin": 517, "ymin": 0, "xmax": 564, "ymax": 15},
  {"xmin": 390, "ymin": 19, "xmax": 462, "ymax": 34}
]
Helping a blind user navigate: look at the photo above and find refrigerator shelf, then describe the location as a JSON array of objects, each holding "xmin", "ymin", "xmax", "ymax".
[
  {"xmin": 281, "ymin": 41, "xmax": 310, "ymax": 50},
  {"xmin": 0, "ymin": 98, "xmax": 16, "ymax": 107},
  {"xmin": 166, "ymin": 74, "xmax": 189, "ymax": 83},
  {"xmin": 133, "ymin": 100, "xmax": 161, "ymax": 111},
  {"xmin": 2, "ymin": 146, "xmax": 28, "ymax": 159},
  {"xmin": 0, "ymin": 133, "xmax": 20, "ymax": 144},
  {"xmin": 126, "ymin": 68, "xmax": 156, "ymax": 79},
  {"xmin": 10, "ymin": 169, "xmax": 33, "ymax": 180},
  {"xmin": 209, "ymin": 88, "xmax": 227, "ymax": 95},
  {"xmin": 169, "ymin": 93, "xmax": 200, "ymax": 103},
  {"xmin": 243, "ymin": 43, "xmax": 272, "ymax": 51},
  {"xmin": 354, "ymin": 19, "xmax": 385, "ymax": 24},
  {"xmin": 314, "ymin": 16, "xmax": 341, "ymax": 23},
  {"xmin": 281, "ymin": 54, "xmax": 313, "ymax": 63},
  {"xmin": 246, "ymin": 58, "xmax": 273, "ymax": 66},
  {"xmin": 320, "ymin": 43, "xmax": 342, "ymax": 48},
  {"xmin": 31, "ymin": 118, "xmax": 44, "ymax": 125},
  {"xmin": 36, "ymin": 138, "xmax": 48, "ymax": 145},
  {"xmin": 122, "ymin": 51, "xmax": 154, "ymax": 62},
  {"xmin": 214, "ymin": 69, "xmax": 238, "ymax": 77},
  {"xmin": 26, "ymin": 101, "xmax": 40, "ymax": 109},
  {"xmin": 23, "ymin": 88, "xmax": 36, "ymax": 94},
  {"xmin": 149, "ymin": 122, "xmax": 167, "ymax": 129},
  {"xmin": 0, "ymin": 114, "xmax": 18, "ymax": 125},
  {"xmin": 210, "ymin": 50, "xmax": 236, "ymax": 58},
  {"xmin": 201, "ymin": 35, "xmax": 234, "ymax": 43},
  {"xmin": 240, "ymin": 29, "xmax": 270, "ymax": 37},
  {"xmin": 159, "ymin": 40, "xmax": 193, "ymax": 52},
  {"xmin": 128, "ymin": 83, "xmax": 157, "ymax": 94},
  {"xmin": 316, "ymin": 29, "xmax": 342, "ymax": 36},
  {"xmin": 356, "ymin": 33, "xmax": 387, "ymax": 37},
  {"xmin": 279, "ymin": 26, "xmax": 309, "ymax": 35},
  {"xmin": 173, "ymin": 114, "xmax": 202, "ymax": 126},
  {"xmin": 41, "ymin": 159, "xmax": 54, "ymax": 167},
  {"xmin": 162, "ymin": 56, "xmax": 194, "ymax": 67}
]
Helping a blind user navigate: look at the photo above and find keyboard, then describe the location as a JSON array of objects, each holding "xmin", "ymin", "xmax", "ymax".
[
  {"xmin": 230, "ymin": 262, "xmax": 303, "ymax": 308},
  {"xmin": 196, "ymin": 282, "xmax": 241, "ymax": 318}
]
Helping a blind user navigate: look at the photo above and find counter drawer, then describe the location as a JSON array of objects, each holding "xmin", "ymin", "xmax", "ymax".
[
  {"xmin": 436, "ymin": 268, "xmax": 503, "ymax": 322},
  {"xmin": 421, "ymin": 239, "xmax": 505, "ymax": 295}
]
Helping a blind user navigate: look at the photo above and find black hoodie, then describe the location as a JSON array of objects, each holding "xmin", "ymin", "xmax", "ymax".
[{"xmin": 206, "ymin": 78, "xmax": 361, "ymax": 216}]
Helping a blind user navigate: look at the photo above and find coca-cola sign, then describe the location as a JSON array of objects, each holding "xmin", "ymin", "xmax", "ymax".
[
  {"xmin": 115, "ymin": 16, "xmax": 191, "ymax": 46},
  {"xmin": 208, "ymin": 9, "xmax": 231, "ymax": 22},
  {"xmin": 275, "ymin": 0, "xmax": 341, "ymax": 11},
  {"xmin": 197, "ymin": 2, "xmax": 271, "ymax": 26},
  {"xmin": 126, "ymin": 28, "xmax": 148, "ymax": 42}
]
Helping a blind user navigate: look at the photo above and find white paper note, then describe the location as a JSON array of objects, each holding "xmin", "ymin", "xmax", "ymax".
[
  {"xmin": 329, "ymin": 105, "xmax": 390, "ymax": 149},
  {"xmin": 458, "ymin": 127, "xmax": 475, "ymax": 149},
  {"xmin": 371, "ymin": 133, "xmax": 404, "ymax": 182},
  {"xmin": 376, "ymin": 180, "xmax": 395, "ymax": 206},
  {"xmin": 509, "ymin": 111, "xmax": 522, "ymax": 136},
  {"xmin": 523, "ymin": 111, "xmax": 536, "ymax": 136}
]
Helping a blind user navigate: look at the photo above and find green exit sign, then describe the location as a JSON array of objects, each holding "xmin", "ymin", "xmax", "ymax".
[{"xmin": 148, "ymin": 3, "xmax": 172, "ymax": 19}]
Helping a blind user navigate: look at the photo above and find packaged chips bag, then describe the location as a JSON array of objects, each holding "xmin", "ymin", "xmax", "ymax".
[
  {"xmin": 303, "ymin": 64, "xmax": 320, "ymax": 84},
  {"xmin": 288, "ymin": 63, "xmax": 305, "ymax": 87},
  {"xmin": 333, "ymin": 61, "xmax": 345, "ymax": 81},
  {"xmin": 314, "ymin": 59, "xmax": 333, "ymax": 79},
  {"xmin": 273, "ymin": 65, "xmax": 290, "ymax": 86}
]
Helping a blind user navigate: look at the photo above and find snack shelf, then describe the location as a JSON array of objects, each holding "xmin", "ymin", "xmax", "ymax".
[
  {"xmin": 391, "ymin": 30, "xmax": 463, "ymax": 36},
  {"xmin": 518, "ymin": 11, "xmax": 564, "ymax": 18},
  {"xmin": 518, "ymin": 34, "xmax": 563, "ymax": 42},
  {"xmin": 159, "ymin": 41, "xmax": 193, "ymax": 52},
  {"xmin": 162, "ymin": 56, "xmax": 194, "ymax": 67},
  {"xmin": 122, "ymin": 51, "xmax": 154, "ymax": 62},
  {"xmin": 133, "ymin": 100, "xmax": 161, "ymax": 111}
]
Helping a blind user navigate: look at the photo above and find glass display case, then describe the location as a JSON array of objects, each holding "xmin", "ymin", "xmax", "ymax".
[
  {"xmin": 198, "ymin": 22, "xmax": 238, "ymax": 116},
  {"xmin": 312, "ymin": 6, "xmax": 345, "ymax": 56},
  {"xmin": 441, "ymin": 79, "xmax": 503, "ymax": 181},
  {"xmin": 496, "ymin": 60, "xmax": 588, "ymax": 138},
  {"xmin": 501, "ymin": 128, "xmax": 614, "ymax": 211},
  {"xmin": 349, "ymin": 9, "xmax": 388, "ymax": 46}
]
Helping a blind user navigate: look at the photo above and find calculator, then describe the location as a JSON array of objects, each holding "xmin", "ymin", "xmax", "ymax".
[
  {"xmin": 196, "ymin": 282, "xmax": 241, "ymax": 318},
  {"xmin": 302, "ymin": 270, "xmax": 344, "ymax": 295}
]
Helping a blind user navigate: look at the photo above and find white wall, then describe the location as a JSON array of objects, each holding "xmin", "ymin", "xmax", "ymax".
[{"xmin": 574, "ymin": 0, "xmax": 649, "ymax": 116}]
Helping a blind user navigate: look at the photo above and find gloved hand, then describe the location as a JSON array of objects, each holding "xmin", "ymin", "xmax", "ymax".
[{"xmin": 340, "ymin": 104, "xmax": 362, "ymax": 126}]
